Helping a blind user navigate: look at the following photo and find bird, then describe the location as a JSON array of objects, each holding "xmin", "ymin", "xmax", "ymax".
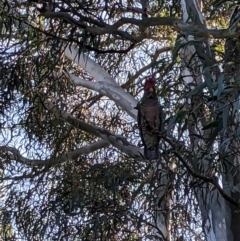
[{"xmin": 136, "ymin": 76, "xmax": 163, "ymax": 160}]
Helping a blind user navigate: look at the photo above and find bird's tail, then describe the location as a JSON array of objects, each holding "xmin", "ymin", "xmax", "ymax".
[{"xmin": 144, "ymin": 145, "xmax": 159, "ymax": 160}]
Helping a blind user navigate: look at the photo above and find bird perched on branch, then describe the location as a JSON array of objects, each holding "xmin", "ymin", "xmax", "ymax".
[{"xmin": 136, "ymin": 76, "xmax": 163, "ymax": 160}]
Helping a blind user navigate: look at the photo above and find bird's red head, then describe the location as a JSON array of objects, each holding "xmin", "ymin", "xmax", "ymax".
[{"xmin": 144, "ymin": 76, "xmax": 155, "ymax": 92}]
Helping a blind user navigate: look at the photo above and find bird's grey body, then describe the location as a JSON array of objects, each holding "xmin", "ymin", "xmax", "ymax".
[{"xmin": 137, "ymin": 76, "xmax": 163, "ymax": 160}]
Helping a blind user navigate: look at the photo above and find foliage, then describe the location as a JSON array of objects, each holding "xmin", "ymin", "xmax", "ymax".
[{"xmin": 0, "ymin": 0, "xmax": 240, "ymax": 240}]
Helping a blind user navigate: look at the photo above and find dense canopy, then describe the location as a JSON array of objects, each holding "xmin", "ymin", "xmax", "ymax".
[{"xmin": 1, "ymin": 0, "xmax": 240, "ymax": 240}]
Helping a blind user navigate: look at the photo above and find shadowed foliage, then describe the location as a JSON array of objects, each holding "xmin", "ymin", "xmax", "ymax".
[{"xmin": 1, "ymin": 0, "xmax": 240, "ymax": 240}]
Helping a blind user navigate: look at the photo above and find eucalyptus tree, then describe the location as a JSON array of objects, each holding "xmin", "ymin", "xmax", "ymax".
[{"xmin": 0, "ymin": 0, "xmax": 240, "ymax": 240}]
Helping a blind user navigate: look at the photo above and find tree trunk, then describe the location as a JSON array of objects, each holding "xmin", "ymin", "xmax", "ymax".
[
  {"xmin": 152, "ymin": 161, "xmax": 173, "ymax": 241},
  {"xmin": 180, "ymin": 0, "xmax": 234, "ymax": 240},
  {"xmin": 221, "ymin": 7, "xmax": 240, "ymax": 241}
]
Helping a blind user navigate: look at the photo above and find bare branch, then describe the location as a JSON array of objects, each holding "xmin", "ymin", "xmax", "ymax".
[
  {"xmin": 64, "ymin": 46, "xmax": 138, "ymax": 120},
  {"xmin": 0, "ymin": 141, "xmax": 109, "ymax": 167},
  {"xmin": 42, "ymin": 11, "xmax": 240, "ymax": 40},
  {"xmin": 44, "ymin": 101, "xmax": 144, "ymax": 161}
]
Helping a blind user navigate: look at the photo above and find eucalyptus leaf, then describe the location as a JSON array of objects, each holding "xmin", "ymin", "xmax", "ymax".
[
  {"xmin": 167, "ymin": 115, "xmax": 177, "ymax": 136},
  {"xmin": 203, "ymin": 67, "xmax": 213, "ymax": 96},
  {"xmin": 212, "ymin": 0, "xmax": 227, "ymax": 7},
  {"xmin": 185, "ymin": 82, "xmax": 206, "ymax": 97},
  {"xmin": 235, "ymin": 72, "xmax": 240, "ymax": 82},
  {"xmin": 234, "ymin": 127, "xmax": 240, "ymax": 138},
  {"xmin": 208, "ymin": 122, "xmax": 223, "ymax": 146},
  {"xmin": 166, "ymin": 111, "xmax": 186, "ymax": 136},
  {"xmin": 202, "ymin": 120, "xmax": 221, "ymax": 130},
  {"xmin": 222, "ymin": 105, "xmax": 229, "ymax": 129},
  {"xmin": 220, "ymin": 138, "xmax": 230, "ymax": 151},
  {"xmin": 221, "ymin": 87, "xmax": 234, "ymax": 95},
  {"xmin": 172, "ymin": 39, "xmax": 182, "ymax": 62},
  {"xmin": 217, "ymin": 74, "xmax": 224, "ymax": 99},
  {"xmin": 232, "ymin": 183, "xmax": 240, "ymax": 193}
]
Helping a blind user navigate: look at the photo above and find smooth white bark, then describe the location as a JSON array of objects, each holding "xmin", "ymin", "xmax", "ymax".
[
  {"xmin": 64, "ymin": 46, "xmax": 138, "ymax": 120},
  {"xmin": 181, "ymin": 1, "xmax": 231, "ymax": 241},
  {"xmin": 4, "ymin": 46, "xmax": 144, "ymax": 167},
  {"xmin": 0, "ymin": 140, "xmax": 109, "ymax": 167}
]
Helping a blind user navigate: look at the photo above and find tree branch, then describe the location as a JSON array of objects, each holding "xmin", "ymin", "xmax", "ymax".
[
  {"xmin": 42, "ymin": 11, "xmax": 240, "ymax": 40},
  {"xmin": 44, "ymin": 101, "xmax": 144, "ymax": 161},
  {"xmin": 84, "ymin": 46, "xmax": 172, "ymax": 108},
  {"xmin": 64, "ymin": 46, "xmax": 138, "ymax": 120},
  {"xmin": 41, "ymin": 11, "xmax": 140, "ymax": 42},
  {"xmin": 161, "ymin": 135, "xmax": 240, "ymax": 207},
  {"xmin": 0, "ymin": 141, "xmax": 109, "ymax": 167}
]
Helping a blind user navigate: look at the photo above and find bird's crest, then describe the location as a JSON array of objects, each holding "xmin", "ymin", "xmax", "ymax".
[{"xmin": 144, "ymin": 75, "xmax": 155, "ymax": 92}]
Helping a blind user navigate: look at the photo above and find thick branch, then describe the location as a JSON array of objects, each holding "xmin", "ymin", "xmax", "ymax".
[
  {"xmin": 44, "ymin": 101, "xmax": 144, "ymax": 161},
  {"xmin": 64, "ymin": 46, "xmax": 138, "ymax": 120},
  {"xmin": 84, "ymin": 46, "xmax": 172, "ymax": 107},
  {"xmin": 43, "ymin": 11, "xmax": 240, "ymax": 40},
  {"xmin": 41, "ymin": 11, "xmax": 140, "ymax": 42},
  {"xmin": 0, "ymin": 141, "xmax": 109, "ymax": 167}
]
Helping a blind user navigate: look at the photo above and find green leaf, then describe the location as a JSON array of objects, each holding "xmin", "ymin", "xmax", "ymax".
[
  {"xmin": 234, "ymin": 127, "xmax": 240, "ymax": 138},
  {"xmin": 69, "ymin": 199, "xmax": 73, "ymax": 212},
  {"xmin": 217, "ymin": 74, "xmax": 224, "ymax": 99},
  {"xmin": 172, "ymin": 39, "xmax": 182, "ymax": 62},
  {"xmin": 188, "ymin": 154, "xmax": 198, "ymax": 171},
  {"xmin": 235, "ymin": 72, "xmax": 240, "ymax": 82},
  {"xmin": 203, "ymin": 67, "xmax": 213, "ymax": 96},
  {"xmin": 222, "ymin": 105, "xmax": 229, "ymax": 129},
  {"xmin": 208, "ymin": 121, "xmax": 223, "ymax": 146},
  {"xmin": 172, "ymin": 39, "xmax": 204, "ymax": 62},
  {"xmin": 166, "ymin": 111, "xmax": 186, "ymax": 136},
  {"xmin": 220, "ymin": 138, "xmax": 230, "ymax": 151},
  {"xmin": 212, "ymin": 0, "xmax": 228, "ymax": 7},
  {"xmin": 221, "ymin": 86, "xmax": 235, "ymax": 95},
  {"xmin": 137, "ymin": 214, "xmax": 143, "ymax": 231},
  {"xmin": 232, "ymin": 183, "xmax": 240, "ymax": 193},
  {"xmin": 185, "ymin": 82, "xmax": 206, "ymax": 97},
  {"xmin": 202, "ymin": 120, "xmax": 221, "ymax": 130},
  {"xmin": 167, "ymin": 115, "xmax": 177, "ymax": 136}
]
